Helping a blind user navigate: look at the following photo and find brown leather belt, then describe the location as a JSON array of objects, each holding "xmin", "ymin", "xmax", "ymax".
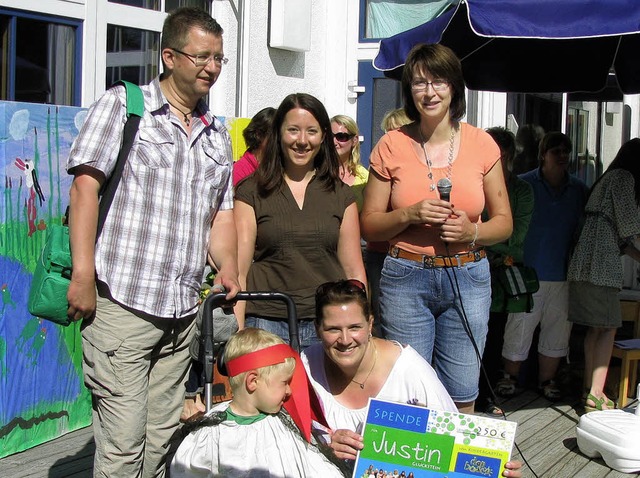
[{"xmin": 388, "ymin": 246, "xmax": 486, "ymax": 268}]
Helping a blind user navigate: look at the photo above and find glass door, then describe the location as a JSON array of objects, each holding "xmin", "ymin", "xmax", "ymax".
[{"xmin": 356, "ymin": 61, "xmax": 403, "ymax": 167}]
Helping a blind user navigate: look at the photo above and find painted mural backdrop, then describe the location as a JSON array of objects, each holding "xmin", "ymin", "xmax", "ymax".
[
  {"xmin": 0, "ymin": 100, "xmax": 91, "ymax": 457},
  {"xmin": 0, "ymin": 98, "xmax": 250, "ymax": 458}
]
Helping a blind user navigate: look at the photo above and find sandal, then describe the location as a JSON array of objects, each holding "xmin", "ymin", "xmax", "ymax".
[
  {"xmin": 495, "ymin": 373, "xmax": 519, "ymax": 398},
  {"xmin": 538, "ymin": 379, "xmax": 562, "ymax": 401},
  {"xmin": 584, "ymin": 393, "xmax": 615, "ymax": 413},
  {"xmin": 483, "ymin": 401, "xmax": 504, "ymax": 417}
]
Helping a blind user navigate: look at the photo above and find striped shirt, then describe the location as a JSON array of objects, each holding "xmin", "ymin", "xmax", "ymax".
[{"xmin": 67, "ymin": 77, "xmax": 233, "ymax": 318}]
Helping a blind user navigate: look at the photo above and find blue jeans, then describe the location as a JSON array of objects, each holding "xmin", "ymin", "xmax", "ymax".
[
  {"xmin": 379, "ymin": 255, "xmax": 491, "ymax": 402},
  {"xmin": 245, "ymin": 315, "xmax": 320, "ymax": 351}
]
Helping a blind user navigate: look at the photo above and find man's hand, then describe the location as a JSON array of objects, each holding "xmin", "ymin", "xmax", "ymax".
[{"xmin": 67, "ymin": 276, "xmax": 96, "ymax": 322}]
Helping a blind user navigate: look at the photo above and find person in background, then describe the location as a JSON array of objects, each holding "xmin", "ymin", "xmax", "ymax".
[
  {"xmin": 512, "ymin": 124, "xmax": 544, "ymax": 176},
  {"xmin": 302, "ymin": 280, "xmax": 522, "ymax": 477},
  {"xmin": 331, "ymin": 114, "xmax": 369, "ymax": 211},
  {"xmin": 171, "ymin": 327, "xmax": 348, "ymax": 476},
  {"xmin": 364, "ymin": 108, "xmax": 414, "ymax": 330},
  {"xmin": 499, "ymin": 132, "xmax": 588, "ymax": 401},
  {"xmin": 360, "ymin": 43, "xmax": 512, "ymax": 413},
  {"xmin": 477, "ymin": 126, "xmax": 534, "ymax": 415},
  {"xmin": 66, "ymin": 8, "xmax": 240, "ymax": 476},
  {"xmin": 233, "ymin": 107, "xmax": 276, "ymax": 186},
  {"xmin": 381, "ymin": 108, "xmax": 411, "ymax": 133},
  {"xmin": 568, "ymin": 138, "xmax": 640, "ymax": 411},
  {"xmin": 235, "ymin": 93, "xmax": 366, "ymax": 347}
]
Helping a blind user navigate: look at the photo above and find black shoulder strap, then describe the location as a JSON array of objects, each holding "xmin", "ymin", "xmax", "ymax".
[{"xmin": 96, "ymin": 80, "xmax": 144, "ymax": 239}]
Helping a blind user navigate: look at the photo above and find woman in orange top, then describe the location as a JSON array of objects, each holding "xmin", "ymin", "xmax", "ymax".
[{"xmin": 360, "ymin": 44, "xmax": 512, "ymax": 414}]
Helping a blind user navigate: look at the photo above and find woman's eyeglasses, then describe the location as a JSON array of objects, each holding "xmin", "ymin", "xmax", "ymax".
[
  {"xmin": 315, "ymin": 279, "xmax": 367, "ymax": 299},
  {"xmin": 334, "ymin": 132, "xmax": 355, "ymax": 143},
  {"xmin": 344, "ymin": 279, "xmax": 366, "ymax": 292},
  {"xmin": 410, "ymin": 79, "xmax": 449, "ymax": 92}
]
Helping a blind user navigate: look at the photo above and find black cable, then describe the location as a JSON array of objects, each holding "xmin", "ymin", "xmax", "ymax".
[{"xmin": 442, "ymin": 242, "xmax": 540, "ymax": 478}]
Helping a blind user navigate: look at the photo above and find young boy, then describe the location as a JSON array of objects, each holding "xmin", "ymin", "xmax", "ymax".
[{"xmin": 170, "ymin": 328, "xmax": 348, "ymax": 477}]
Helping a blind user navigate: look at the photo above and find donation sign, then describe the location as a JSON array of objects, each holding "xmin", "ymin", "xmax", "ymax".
[{"xmin": 353, "ymin": 399, "xmax": 517, "ymax": 478}]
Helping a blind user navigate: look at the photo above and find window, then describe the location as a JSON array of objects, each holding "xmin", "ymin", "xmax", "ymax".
[
  {"xmin": 361, "ymin": 0, "xmax": 455, "ymax": 40},
  {"xmin": 109, "ymin": 0, "xmax": 160, "ymax": 9},
  {"xmin": 0, "ymin": 9, "xmax": 80, "ymax": 105},
  {"xmin": 106, "ymin": 25, "xmax": 160, "ymax": 87},
  {"xmin": 165, "ymin": 0, "xmax": 210, "ymax": 12},
  {"xmin": 108, "ymin": 0, "xmax": 209, "ymax": 12}
]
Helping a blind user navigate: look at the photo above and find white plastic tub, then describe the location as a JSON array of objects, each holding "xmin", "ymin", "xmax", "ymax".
[{"xmin": 576, "ymin": 409, "xmax": 640, "ymax": 473}]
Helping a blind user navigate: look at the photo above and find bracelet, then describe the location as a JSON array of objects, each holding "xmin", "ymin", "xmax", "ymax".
[{"xmin": 469, "ymin": 223, "xmax": 478, "ymax": 249}]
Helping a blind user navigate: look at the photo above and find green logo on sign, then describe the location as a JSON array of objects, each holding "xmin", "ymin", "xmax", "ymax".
[{"xmin": 361, "ymin": 425, "xmax": 455, "ymax": 471}]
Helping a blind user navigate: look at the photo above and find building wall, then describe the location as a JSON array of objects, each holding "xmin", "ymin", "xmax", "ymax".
[
  {"xmin": 211, "ymin": 0, "xmax": 365, "ymax": 120},
  {"xmin": 5, "ymin": 0, "xmax": 508, "ymax": 128}
]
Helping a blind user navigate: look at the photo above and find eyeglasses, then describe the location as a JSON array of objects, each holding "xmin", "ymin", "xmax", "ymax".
[
  {"xmin": 410, "ymin": 79, "xmax": 449, "ymax": 92},
  {"xmin": 315, "ymin": 279, "xmax": 367, "ymax": 299},
  {"xmin": 334, "ymin": 132, "xmax": 355, "ymax": 143},
  {"xmin": 172, "ymin": 48, "xmax": 229, "ymax": 67}
]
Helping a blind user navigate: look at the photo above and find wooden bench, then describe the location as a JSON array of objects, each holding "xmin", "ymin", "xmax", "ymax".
[{"xmin": 612, "ymin": 300, "xmax": 640, "ymax": 407}]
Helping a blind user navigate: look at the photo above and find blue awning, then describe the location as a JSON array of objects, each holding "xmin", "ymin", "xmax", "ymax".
[{"xmin": 374, "ymin": 0, "xmax": 640, "ymax": 94}]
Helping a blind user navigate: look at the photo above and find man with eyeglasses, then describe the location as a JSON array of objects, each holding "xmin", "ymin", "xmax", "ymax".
[{"xmin": 66, "ymin": 7, "xmax": 239, "ymax": 477}]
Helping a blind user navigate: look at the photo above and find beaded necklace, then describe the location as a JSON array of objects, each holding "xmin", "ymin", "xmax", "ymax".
[{"xmin": 419, "ymin": 125, "xmax": 456, "ymax": 191}]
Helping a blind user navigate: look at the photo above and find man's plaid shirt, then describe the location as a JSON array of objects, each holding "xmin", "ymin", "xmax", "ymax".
[{"xmin": 67, "ymin": 77, "xmax": 233, "ymax": 318}]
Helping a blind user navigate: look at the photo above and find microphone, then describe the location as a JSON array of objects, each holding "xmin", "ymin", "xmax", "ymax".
[{"xmin": 437, "ymin": 178, "xmax": 452, "ymax": 202}]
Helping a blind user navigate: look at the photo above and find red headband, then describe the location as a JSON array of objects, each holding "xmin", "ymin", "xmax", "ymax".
[{"xmin": 226, "ymin": 344, "xmax": 328, "ymax": 442}]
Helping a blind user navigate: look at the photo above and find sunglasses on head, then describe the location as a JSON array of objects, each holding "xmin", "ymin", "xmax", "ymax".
[
  {"xmin": 315, "ymin": 279, "xmax": 367, "ymax": 299},
  {"xmin": 334, "ymin": 132, "xmax": 355, "ymax": 143}
]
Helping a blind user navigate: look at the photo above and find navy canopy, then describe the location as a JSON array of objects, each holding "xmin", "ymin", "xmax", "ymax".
[{"xmin": 373, "ymin": 0, "xmax": 640, "ymax": 94}]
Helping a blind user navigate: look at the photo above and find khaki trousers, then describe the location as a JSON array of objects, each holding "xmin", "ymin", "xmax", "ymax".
[{"xmin": 82, "ymin": 295, "xmax": 195, "ymax": 478}]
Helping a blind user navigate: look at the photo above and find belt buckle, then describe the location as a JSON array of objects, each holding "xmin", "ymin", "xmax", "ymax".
[
  {"xmin": 473, "ymin": 250, "xmax": 482, "ymax": 262},
  {"xmin": 422, "ymin": 255, "xmax": 435, "ymax": 268},
  {"xmin": 390, "ymin": 246, "xmax": 400, "ymax": 258}
]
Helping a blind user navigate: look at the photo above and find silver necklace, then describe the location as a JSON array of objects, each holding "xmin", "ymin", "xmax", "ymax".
[
  {"xmin": 419, "ymin": 125, "xmax": 456, "ymax": 191},
  {"xmin": 351, "ymin": 340, "xmax": 377, "ymax": 389}
]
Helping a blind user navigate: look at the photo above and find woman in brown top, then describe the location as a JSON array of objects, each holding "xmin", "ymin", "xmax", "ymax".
[{"xmin": 234, "ymin": 93, "xmax": 366, "ymax": 347}]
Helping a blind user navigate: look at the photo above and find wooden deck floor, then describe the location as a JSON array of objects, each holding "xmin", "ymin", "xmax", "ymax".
[{"xmin": 1, "ymin": 390, "xmax": 638, "ymax": 477}]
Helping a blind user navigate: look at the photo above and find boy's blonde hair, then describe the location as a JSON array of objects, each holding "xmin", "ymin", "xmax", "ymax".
[
  {"xmin": 381, "ymin": 108, "xmax": 411, "ymax": 132},
  {"xmin": 224, "ymin": 328, "xmax": 296, "ymax": 390}
]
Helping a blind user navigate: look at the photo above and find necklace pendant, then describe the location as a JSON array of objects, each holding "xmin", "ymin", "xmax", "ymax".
[
  {"xmin": 430, "ymin": 184, "xmax": 436, "ymax": 191},
  {"xmin": 359, "ymin": 383, "xmax": 365, "ymax": 389},
  {"xmin": 428, "ymin": 172, "xmax": 433, "ymax": 180}
]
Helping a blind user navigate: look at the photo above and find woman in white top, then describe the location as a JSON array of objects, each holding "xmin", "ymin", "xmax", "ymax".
[{"xmin": 302, "ymin": 279, "xmax": 522, "ymax": 477}]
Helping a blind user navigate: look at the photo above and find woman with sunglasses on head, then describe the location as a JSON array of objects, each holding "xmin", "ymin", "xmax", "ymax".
[
  {"xmin": 331, "ymin": 115, "xmax": 369, "ymax": 211},
  {"xmin": 234, "ymin": 93, "xmax": 367, "ymax": 348},
  {"xmin": 360, "ymin": 43, "xmax": 512, "ymax": 414},
  {"xmin": 302, "ymin": 280, "xmax": 522, "ymax": 477}
]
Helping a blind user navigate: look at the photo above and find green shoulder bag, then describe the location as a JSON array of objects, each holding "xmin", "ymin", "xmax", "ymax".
[{"xmin": 27, "ymin": 81, "xmax": 144, "ymax": 325}]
